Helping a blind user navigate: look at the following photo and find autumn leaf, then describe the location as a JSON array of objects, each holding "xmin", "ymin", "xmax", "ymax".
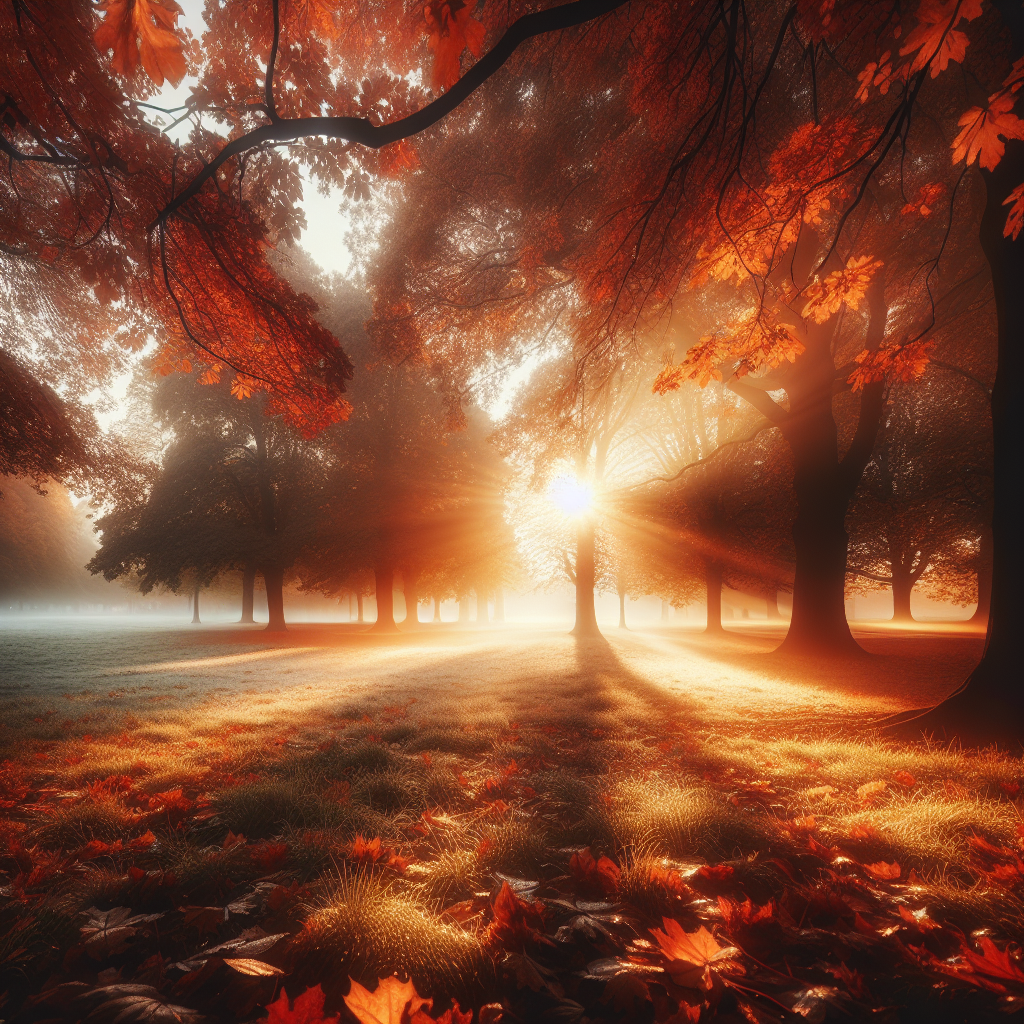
[
  {"xmin": 899, "ymin": 0, "xmax": 982, "ymax": 78},
  {"xmin": 343, "ymin": 976, "xmax": 431, "ymax": 1024},
  {"xmin": 862, "ymin": 860, "xmax": 901, "ymax": 881},
  {"xmin": 648, "ymin": 919, "xmax": 740, "ymax": 989},
  {"xmin": 892, "ymin": 770, "xmax": 917, "ymax": 787},
  {"xmin": 265, "ymin": 984, "xmax": 339, "ymax": 1024},
  {"xmin": 488, "ymin": 881, "xmax": 547, "ymax": 950},
  {"xmin": 423, "ymin": 0, "xmax": 486, "ymax": 91},
  {"xmin": 94, "ymin": 0, "xmax": 187, "ymax": 87},
  {"xmin": 801, "ymin": 255, "xmax": 882, "ymax": 323},
  {"xmin": 224, "ymin": 957, "xmax": 285, "ymax": 976},
  {"xmin": 80, "ymin": 906, "xmax": 163, "ymax": 958},
  {"xmin": 961, "ymin": 937, "xmax": 1024, "ymax": 987},
  {"xmin": 855, "ymin": 779, "xmax": 888, "ymax": 802},
  {"xmin": 1003, "ymin": 183, "xmax": 1024, "ymax": 240},
  {"xmin": 952, "ymin": 92, "xmax": 1024, "ymax": 171}
]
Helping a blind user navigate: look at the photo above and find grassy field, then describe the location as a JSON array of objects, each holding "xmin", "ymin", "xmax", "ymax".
[{"xmin": 1, "ymin": 620, "xmax": 1021, "ymax": 1023}]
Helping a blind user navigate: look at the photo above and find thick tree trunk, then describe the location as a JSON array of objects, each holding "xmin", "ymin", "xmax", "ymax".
[
  {"xmin": 191, "ymin": 585, "xmax": 201, "ymax": 625},
  {"xmin": 372, "ymin": 564, "xmax": 398, "ymax": 632},
  {"xmin": 618, "ymin": 584, "xmax": 627, "ymax": 629},
  {"xmin": 432, "ymin": 594, "xmax": 442, "ymax": 623},
  {"xmin": 493, "ymin": 588, "xmax": 505, "ymax": 624},
  {"xmin": 904, "ymin": 136, "xmax": 1024, "ymax": 742},
  {"xmin": 891, "ymin": 564, "xmax": 915, "ymax": 624},
  {"xmin": 572, "ymin": 517, "xmax": 600, "ymax": 636},
  {"xmin": 240, "ymin": 564, "xmax": 255, "ymax": 624},
  {"xmin": 263, "ymin": 567, "xmax": 286, "ymax": 632},
  {"xmin": 969, "ymin": 525, "xmax": 993, "ymax": 627},
  {"xmin": 357, "ymin": 592, "xmax": 364, "ymax": 623},
  {"xmin": 704, "ymin": 561, "xmax": 723, "ymax": 634}
]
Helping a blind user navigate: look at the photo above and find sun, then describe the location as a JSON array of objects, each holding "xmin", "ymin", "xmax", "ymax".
[{"xmin": 549, "ymin": 474, "xmax": 594, "ymax": 517}]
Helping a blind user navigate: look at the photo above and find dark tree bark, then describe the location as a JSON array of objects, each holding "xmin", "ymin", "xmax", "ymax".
[
  {"xmin": 705, "ymin": 561, "xmax": 724, "ymax": 634},
  {"xmin": 903, "ymin": 131, "xmax": 1024, "ymax": 743},
  {"xmin": 493, "ymin": 588, "xmax": 505, "ymax": 624},
  {"xmin": 969, "ymin": 524, "xmax": 993, "ymax": 627},
  {"xmin": 191, "ymin": 584, "xmax": 201, "ymax": 624},
  {"xmin": 372, "ymin": 563, "xmax": 398, "ymax": 632},
  {"xmin": 240, "ymin": 563, "xmax": 255, "ymax": 624},
  {"xmin": 890, "ymin": 561, "xmax": 915, "ymax": 624},
  {"xmin": 572, "ymin": 517, "xmax": 600, "ymax": 636},
  {"xmin": 263, "ymin": 567, "xmax": 286, "ymax": 631}
]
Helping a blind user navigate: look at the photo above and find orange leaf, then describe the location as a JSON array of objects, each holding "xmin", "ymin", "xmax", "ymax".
[
  {"xmin": 649, "ymin": 919, "xmax": 739, "ymax": 989},
  {"xmin": 224, "ymin": 957, "xmax": 285, "ymax": 976},
  {"xmin": 94, "ymin": 0, "xmax": 187, "ymax": 87},
  {"xmin": 344, "ymin": 976, "xmax": 431, "ymax": 1024},
  {"xmin": 568, "ymin": 847, "xmax": 620, "ymax": 897},
  {"xmin": 862, "ymin": 860, "xmax": 901, "ymax": 881},
  {"xmin": 952, "ymin": 93, "xmax": 1024, "ymax": 171},
  {"xmin": 423, "ymin": 0, "xmax": 486, "ymax": 91},
  {"xmin": 265, "ymin": 984, "xmax": 338, "ymax": 1024}
]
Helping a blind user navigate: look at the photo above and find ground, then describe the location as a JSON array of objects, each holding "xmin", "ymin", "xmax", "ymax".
[{"xmin": 1, "ymin": 620, "xmax": 1021, "ymax": 1024}]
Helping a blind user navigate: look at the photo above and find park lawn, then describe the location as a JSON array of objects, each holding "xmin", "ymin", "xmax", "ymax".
[{"xmin": 0, "ymin": 622, "xmax": 1021, "ymax": 1023}]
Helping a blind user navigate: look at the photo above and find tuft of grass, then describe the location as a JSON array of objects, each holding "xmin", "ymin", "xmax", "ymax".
[
  {"xmin": 477, "ymin": 818, "xmax": 548, "ymax": 875},
  {"xmin": 213, "ymin": 780, "xmax": 351, "ymax": 838},
  {"xmin": 410, "ymin": 848, "xmax": 483, "ymax": 908},
  {"xmin": 29, "ymin": 798, "xmax": 144, "ymax": 848},
  {"xmin": 406, "ymin": 729, "xmax": 491, "ymax": 757},
  {"xmin": 612, "ymin": 779, "xmax": 779, "ymax": 861},
  {"xmin": 353, "ymin": 769, "xmax": 426, "ymax": 813},
  {"xmin": 833, "ymin": 795, "xmax": 1021, "ymax": 872},
  {"xmin": 295, "ymin": 870, "xmax": 490, "ymax": 995}
]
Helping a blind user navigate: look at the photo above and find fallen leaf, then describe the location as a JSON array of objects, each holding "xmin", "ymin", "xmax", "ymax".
[{"xmin": 223, "ymin": 958, "xmax": 285, "ymax": 976}]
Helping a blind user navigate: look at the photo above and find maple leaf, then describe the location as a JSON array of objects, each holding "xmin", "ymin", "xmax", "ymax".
[
  {"xmin": 251, "ymin": 841, "xmax": 290, "ymax": 871},
  {"xmin": 899, "ymin": 0, "xmax": 982, "ymax": 78},
  {"xmin": 94, "ymin": 0, "xmax": 187, "ymax": 87},
  {"xmin": 1003, "ymin": 183, "xmax": 1024, "ymax": 240},
  {"xmin": 489, "ymin": 881, "xmax": 547, "ymax": 950},
  {"xmin": 862, "ymin": 860, "xmax": 901, "ymax": 881},
  {"xmin": 961, "ymin": 937, "xmax": 1024, "ymax": 987},
  {"xmin": 80, "ymin": 906, "xmax": 163, "ymax": 958},
  {"xmin": 423, "ymin": 0, "xmax": 486, "ymax": 91},
  {"xmin": 952, "ymin": 93, "xmax": 1024, "ymax": 171},
  {"xmin": 568, "ymin": 848, "xmax": 621, "ymax": 896},
  {"xmin": 801, "ymin": 255, "xmax": 883, "ymax": 323},
  {"xmin": 649, "ymin": 919, "xmax": 740, "ymax": 989},
  {"xmin": 266, "ymin": 984, "xmax": 339, "ymax": 1024},
  {"xmin": 344, "ymin": 976, "xmax": 431, "ymax": 1024}
]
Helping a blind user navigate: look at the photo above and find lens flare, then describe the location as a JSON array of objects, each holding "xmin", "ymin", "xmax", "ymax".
[{"xmin": 549, "ymin": 474, "xmax": 594, "ymax": 517}]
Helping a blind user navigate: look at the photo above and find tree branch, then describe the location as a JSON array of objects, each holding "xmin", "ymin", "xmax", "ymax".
[{"xmin": 149, "ymin": 0, "xmax": 630, "ymax": 230}]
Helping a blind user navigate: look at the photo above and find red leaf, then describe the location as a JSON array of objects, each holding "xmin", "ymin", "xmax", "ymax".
[
  {"xmin": 265, "ymin": 984, "xmax": 338, "ymax": 1024},
  {"xmin": 568, "ymin": 848, "xmax": 621, "ymax": 897}
]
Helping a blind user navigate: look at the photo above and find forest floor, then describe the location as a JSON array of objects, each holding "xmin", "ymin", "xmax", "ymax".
[{"xmin": 1, "ymin": 620, "xmax": 1022, "ymax": 1024}]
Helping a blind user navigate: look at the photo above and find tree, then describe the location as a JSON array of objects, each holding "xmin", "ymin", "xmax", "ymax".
[
  {"xmin": 90, "ymin": 371, "xmax": 326, "ymax": 630},
  {"xmin": 846, "ymin": 375, "xmax": 991, "ymax": 622}
]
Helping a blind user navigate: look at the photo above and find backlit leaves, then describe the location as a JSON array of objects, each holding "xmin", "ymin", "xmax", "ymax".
[
  {"xmin": 800, "ymin": 255, "xmax": 882, "ymax": 324},
  {"xmin": 423, "ymin": 0, "xmax": 486, "ymax": 91},
  {"xmin": 899, "ymin": 0, "xmax": 982, "ymax": 78},
  {"xmin": 952, "ymin": 93, "xmax": 1024, "ymax": 171},
  {"xmin": 94, "ymin": 0, "xmax": 187, "ymax": 86}
]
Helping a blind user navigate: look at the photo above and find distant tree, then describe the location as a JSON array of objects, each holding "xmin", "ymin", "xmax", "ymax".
[
  {"xmin": 846, "ymin": 376, "xmax": 991, "ymax": 622},
  {"xmin": 90, "ymin": 373, "xmax": 325, "ymax": 630}
]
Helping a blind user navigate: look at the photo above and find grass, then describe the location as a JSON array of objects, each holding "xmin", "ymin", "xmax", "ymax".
[{"xmin": 0, "ymin": 622, "xmax": 1019, "ymax": 1022}]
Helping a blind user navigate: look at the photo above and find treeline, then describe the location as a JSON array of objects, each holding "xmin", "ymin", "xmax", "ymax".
[{"xmin": 87, "ymin": 263, "xmax": 517, "ymax": 632}]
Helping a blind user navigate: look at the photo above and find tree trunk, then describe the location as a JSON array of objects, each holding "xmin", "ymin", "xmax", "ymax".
[
  {"xmin": 891, "ymin": 563, "xmax": 915, "ymax": 624},
  {"xmin": 458, "ymin": 595, "xmax": 470, "ymax": 623},
  {"xmin": 372, "ymin": 563, "xmax": 398, "ymax": 632},
  {"xmin": 618, "ymin": 583, "xmax": 627, "ymax": 629},
  {"xmin": 263, "ymin": 567, "xmax": 286, "ymax": 632},
  {"xmin": 191, "ymin": 585, "xmax": 201, "ymax": 625},
  {"xmin": 432, "ymin": 594, "xmax": 442, "ymax": 623},
  {"xmin": 357, "ymin": 592, "xmax": 364, "ymax": 623},
  {"xmin": 240, "ymin": 563, "xmax": 255, "ymax": 624},
  {"xmin": 704, "ymin": 561, "xmax": 723, "ymax": 634},
  {"xmin": 493, "ymin": 588, "xmax": 505, "ymax": 624},
  {"xmin": 404, "ymin": 571, "xmax": 420, "ymax": 628},
  {"xmin": 572, "ymin": 517, "xmax": 600, "ymax": 636},
  {"xmin": 904, "ymin": 131, "xmax": 1024, "ymax": 742},
  {"xmin": 475, "ymin": 584, "xmax": 489, "ymax": 626},
  {"xmin": 969, "ymin": 524, "xmax": 993, "ymax": 627},
  {"xmin": 660, "ymin": 599, "xmax": 670, "ymax": 622},
  {"xmin": 766, "ymin": 591, "xmax": 781, "ymax": 620}
]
